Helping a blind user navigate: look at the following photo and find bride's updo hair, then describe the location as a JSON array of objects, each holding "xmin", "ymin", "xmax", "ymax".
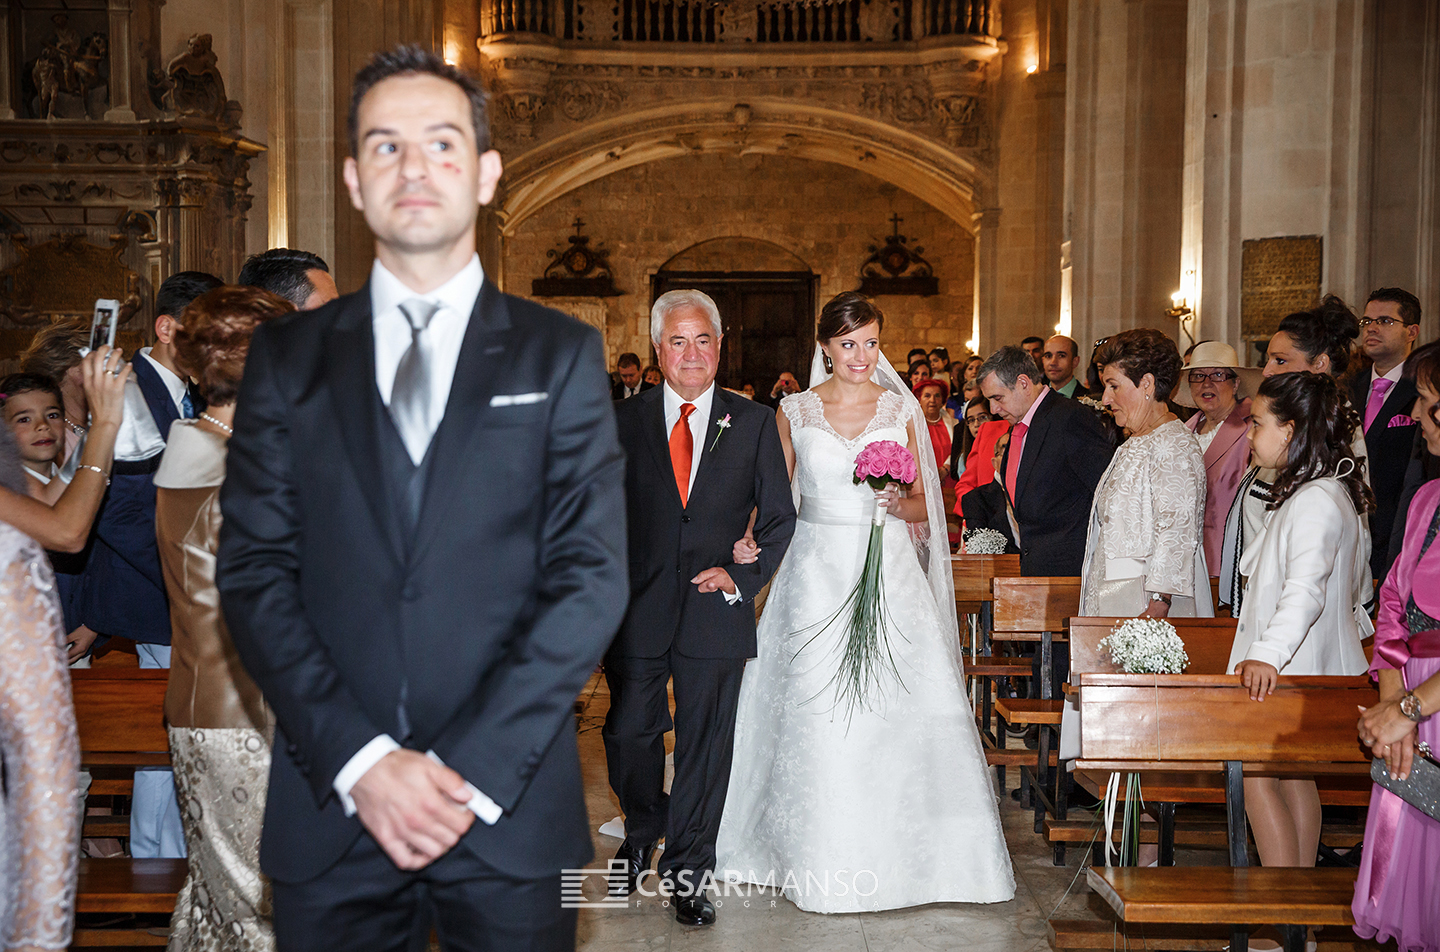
[{"xmin": 817, "ymin": 292, "xmax": 884, "ymax": 342}]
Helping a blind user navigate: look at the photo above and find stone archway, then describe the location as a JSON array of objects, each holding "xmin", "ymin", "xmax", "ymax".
[
  {"xmin": 495, "ymin": 99, "xmax": 991, "ymax": 239},
  {"xmin": 658, "ymin": 236, "xmax": 812, "ymax": 273}
]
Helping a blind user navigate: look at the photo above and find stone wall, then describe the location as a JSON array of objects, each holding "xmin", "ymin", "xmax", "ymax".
[{"xmin": 501, "ymin": 151, "xmax": 977, "ymax": 374}]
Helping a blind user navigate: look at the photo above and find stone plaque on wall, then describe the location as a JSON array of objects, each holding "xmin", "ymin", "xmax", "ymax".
[{"xmin": 1240, "ymin": 237, "xmax": 1322, "ymax": 341}]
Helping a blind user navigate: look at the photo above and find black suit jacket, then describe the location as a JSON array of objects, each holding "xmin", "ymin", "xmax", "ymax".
[
  {"xmin": 78, "ymin": 354, "xmax": 175, "ymax": 644},
  {"xmin": 611, "ymin": 379, "xmax": 654, "ymax": 401},
  {"xmin": 217, "ymin": 282, "xmax": 629, "ymax": 884},
  {"xmin": 960, "ymin": 482, "xmax": 1019, "ymax": 554},
  {"xmin": 1001, "ymin": 391, "xmax": 1115, "ymax": 576},
  {"xmin": 1350, "ymin": 371, "xmax": 1420, "ymax": 581},
  {"xmin": 609, "ymin": 386, "xmax": 795, "ymax": 660}
]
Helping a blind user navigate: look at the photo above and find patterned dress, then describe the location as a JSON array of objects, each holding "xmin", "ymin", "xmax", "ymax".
[{"xmin": 0, "ymin": 522, "xmax": 79, "ymax": 950}]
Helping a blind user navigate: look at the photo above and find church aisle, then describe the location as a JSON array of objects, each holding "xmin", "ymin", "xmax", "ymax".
[{"xmin": 572, "ymin": 673, "xmax": 1106, "ymax": 952}]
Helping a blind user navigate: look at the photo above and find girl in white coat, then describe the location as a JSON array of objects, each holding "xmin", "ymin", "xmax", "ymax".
[{"xmin": 1229, "ymin": 371, "xmax": 1373, "ymax": 870}]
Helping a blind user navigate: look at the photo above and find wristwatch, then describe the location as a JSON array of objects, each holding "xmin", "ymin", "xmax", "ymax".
[
  {"xmin": 1148, "ymin": 592, "xmax": 1172, "ymax": 606},
  {"xmin": 1400, "ymin": 692, "xmax": 1426, "ymax": 722}
]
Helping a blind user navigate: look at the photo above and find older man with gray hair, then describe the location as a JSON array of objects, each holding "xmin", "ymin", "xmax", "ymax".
[{"xmin": 603, "ymin": 289, "xmax": 796, "ymax": 926}]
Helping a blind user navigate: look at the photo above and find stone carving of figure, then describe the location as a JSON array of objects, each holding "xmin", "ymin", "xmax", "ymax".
[
  {"xmin": 32, "ymin": 14, "xmax": 109, "ymax": 119},
  {"xmin": 721, "ymin": 2, "xmax": 761, "ymax": 42},
  {"xmin": 166, "ymin": 34, "xmax": 230, "ymax": 122},
  {"xmin": 857, "ymin": 0, "xmax": 897, "ymax": 41}
]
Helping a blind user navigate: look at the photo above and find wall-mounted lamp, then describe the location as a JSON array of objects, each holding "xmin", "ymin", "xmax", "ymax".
[
  {"xmin": 1165, "ymin": 290, "xmax": 1191, "ymax": 320},
  {"xmin": 1026, "ymin": 64, "xmax": 1038, "ymax": 75},
  {"xmin": 965, "ymin": 337, "xmax": 979, "ymax": 354}
]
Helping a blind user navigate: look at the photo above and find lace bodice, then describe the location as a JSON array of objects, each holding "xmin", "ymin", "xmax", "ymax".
[
  {"xmin": 0, "ymin": 523, "xmax": 79, "ymax": 951},
  {"xmin": 782, "ymin": 389, "xmax": 911, "ymax": 501}
]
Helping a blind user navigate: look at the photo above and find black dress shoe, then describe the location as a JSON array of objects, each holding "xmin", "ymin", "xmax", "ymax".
[
  {"xmin": 675, "ymin": 895, "xmax": 716, "ymax": 926},
  {"xmin": 608, "ymin": 839, "xmax": 658, "ymax": 896}
]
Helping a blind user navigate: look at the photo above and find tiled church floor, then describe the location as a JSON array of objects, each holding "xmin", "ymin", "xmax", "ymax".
[{"xmin": 570, "ymin": 673, "xmax": 1122, "ymax": 952}]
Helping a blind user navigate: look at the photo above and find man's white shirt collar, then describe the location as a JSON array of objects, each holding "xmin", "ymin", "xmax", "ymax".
[
  {"xmin": 138, "ymin": 347, "xmax": 188, "ymax": 414},
  {"xmin": 1372, "ymin": 361, "xmax": 1406, "ymax": 387},
  {"xmin": 370, "ymin": 254, "xmax": 484, "ymax": 323},
  {"xmin": 662, "ymin": 380, "xmax": 715, "ymax": 427}
]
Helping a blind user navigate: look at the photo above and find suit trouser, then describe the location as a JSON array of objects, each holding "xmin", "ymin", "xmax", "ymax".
[
  {"xmin": 131, "ymin": 643, "xmax": 186, "ymax": 859},
  {"xmin": 271, "ymin": 832, "xmax": 575, "ymax": 952},
  {"xmin": 602, "ymin": 650, "xmax": 745, "ymax": 894}
]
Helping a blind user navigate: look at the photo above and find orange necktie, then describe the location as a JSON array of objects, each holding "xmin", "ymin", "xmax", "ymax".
[{"xmin": 670, "ymin": 403, "xmax": 696, "ymax": 508}]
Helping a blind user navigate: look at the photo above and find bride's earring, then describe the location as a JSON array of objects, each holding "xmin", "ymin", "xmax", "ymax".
[{"xmin": 823, "ymin": 353, "xmax": 833, "ymax": 373}]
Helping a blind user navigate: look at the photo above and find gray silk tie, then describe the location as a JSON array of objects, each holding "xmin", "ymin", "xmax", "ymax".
[{"xmin": 389, "ymin": 298, "xmax": 442, "ymax": 463}]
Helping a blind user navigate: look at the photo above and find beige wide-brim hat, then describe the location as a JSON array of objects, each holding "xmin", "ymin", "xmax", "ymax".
[{"xmin": 1175, "ymin": 341, "xmax": 1264, "ymax": 408}]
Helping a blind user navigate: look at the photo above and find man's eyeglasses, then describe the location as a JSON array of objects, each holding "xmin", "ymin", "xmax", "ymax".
[
  {"xmin": 1358, "ymin": 316, "xmax": 1410, "ymax": 329},
  {"xmin": 1188, "ymin": 370, "xmax": 1238, "ymax": 384}
]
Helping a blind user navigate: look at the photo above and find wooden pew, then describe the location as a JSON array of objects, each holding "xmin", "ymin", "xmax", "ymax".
[
  {"xmin": 1043, "ymin": 617, "xmax": 1238, "ymax": 862},
  {"xmin": 989, "ymin": 576, "xmax": 1079, "ymax": 807},
  {"xmin": 1075, "ymin": 672, "xmax": 1375, "ymax": 952},
  {"xmin": 71, "ymin": 668, "xmax": 181, "ymax": 947},
  {"xmin": 952, "ymin": 555, "xmax": 1026, "ymax": 755}
]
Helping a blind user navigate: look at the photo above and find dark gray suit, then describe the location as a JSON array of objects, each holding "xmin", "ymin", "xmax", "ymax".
[{"xmin": 218, "ymin": 280, "xmax": 628, "ymax": 949}]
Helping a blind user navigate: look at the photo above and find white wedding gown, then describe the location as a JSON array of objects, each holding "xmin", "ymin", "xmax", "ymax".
[{"xmin": 716, "ymin": 390, "xmax": 1014, "ymax": 913}]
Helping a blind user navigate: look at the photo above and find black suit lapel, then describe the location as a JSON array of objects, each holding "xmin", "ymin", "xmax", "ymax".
[
  {"xmin": 639, "ymin": 387, "xmax": 683, "ymax": 508},
  {"xmin": 1014, "ymin": 392, "xmax": 1056, "ymax": 502},
  {"xmin": 1377, "ymin": 377, "xmax": 1418, "ymax": 431},
  {"xmin": 326, "ymin": 290, "xmax": 406, "ymax": 567},
  {"xmin": 131, "ymin": 353, "xmax": 181, "ymax": 439},
  {"xmin": 688, "ymin": 389, "xmax": 730, "ymax": 503},
  {"xmin": 410, "ymin": 281, "xmax": 514, "ymax": 561}
]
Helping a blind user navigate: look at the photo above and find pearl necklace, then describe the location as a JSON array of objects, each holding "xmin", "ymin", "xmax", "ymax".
[{"xmin": 198, "ymin": 412, "xmax": 233, "ymax": 435}]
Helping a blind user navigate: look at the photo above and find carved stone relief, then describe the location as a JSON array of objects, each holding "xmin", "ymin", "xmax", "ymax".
[{"xmin": 20, "ymin": 9, "xmax": 111, "ymax": 120}]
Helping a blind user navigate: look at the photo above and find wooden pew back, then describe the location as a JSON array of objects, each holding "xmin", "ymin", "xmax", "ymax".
[
  {"xmin": 992, "ymin": 576, "xmax": 1080, "ymax": 638},
  {"xmin": 952, "ymin": 553, "xmax": 1021, "ymax": 610},
  {"xmin": 1068, "ymin": 617, "xmax": 1238, "ymax": 679},
  {"xmin": 71, "ymin": 668, "xmax": 169, "ymax": 760},
  {"xmin": 1076, "ymin": 673, "xmax": 1375, "ymax": 767}
]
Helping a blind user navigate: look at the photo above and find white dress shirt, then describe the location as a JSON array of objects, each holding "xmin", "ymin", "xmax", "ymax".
[
  {"xmin": 371, "ymin": 255, "xmax": 483, "ymax": 464},
  {"xmin": 138, "ymin": 348, "xmax": 189, "ymax": 416},
  {"xmin": 333, "ymin": 252, "xmax": 503, "ymax": 826},
  {"xmin": 1370, "ymin": 360, "xmax": 1406, "ymax": 390},
  {"xmin": 661, "ymin": 381, "xmax": 743, "ymax": 605}
]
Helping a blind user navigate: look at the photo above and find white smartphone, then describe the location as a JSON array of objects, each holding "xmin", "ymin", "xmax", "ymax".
[{"xmin": 82, "ymin": 298, "xmax": 121, "ymax": 357}]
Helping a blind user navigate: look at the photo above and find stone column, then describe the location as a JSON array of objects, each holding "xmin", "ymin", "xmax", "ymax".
[
  {"xmin": 104, "ymin": 0, "xmax": 137, "ymax": 121},
  {"xmin": 0, "ymin": 2, "xmax": 15, "ymax": 120},
  {"xmin": 973, "ymin": 206, "xmax": 1001, "ymax": 354},
  {"xmin": 1062, "ymin": 0, "xmax": 1185, "ymax": 350}
]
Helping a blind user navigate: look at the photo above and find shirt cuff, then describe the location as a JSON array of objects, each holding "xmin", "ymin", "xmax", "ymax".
[
  {"xmin": 334, "ymin": 734, "xmax": 401, "ymax": 817},
  {"xmin": 724, "ymin": 587, "xmax": 743, "ymax": 605},
  {"xmin": 426, "ymin": 751, "xmax": 503, "ymax": 825}
]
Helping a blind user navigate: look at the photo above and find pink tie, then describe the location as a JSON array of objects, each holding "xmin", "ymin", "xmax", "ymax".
[
  {"xmin": 1004, "ymin": 422, "xmax": 1027, "ymax": 503},
  {"xmin": 1364, "ymin": 378, "xmax": 1394, "ymax": 431}
]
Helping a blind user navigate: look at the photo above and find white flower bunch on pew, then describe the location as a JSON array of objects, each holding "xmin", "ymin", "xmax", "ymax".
[
  {"xmin": 1098, "ymin": 617, "xmax": 1189, "ymax": 674},
  {"xmin": 963, "ymin": 527, "xmax": 1009, "ymax": 555}
]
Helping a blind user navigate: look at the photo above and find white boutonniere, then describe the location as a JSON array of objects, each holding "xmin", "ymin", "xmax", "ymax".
[{"xmin": 709, "ymin": 414, "xmax": 732, "ymax": 452}]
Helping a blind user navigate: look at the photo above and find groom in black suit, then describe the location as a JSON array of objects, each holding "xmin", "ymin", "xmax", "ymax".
[
  {"xmin": 218, "ymin": 47, "xmax": 627, "ymax": 951},
  {"xmin": 604, "ymin": 289, "xmax": 795, "ymax": 926}
]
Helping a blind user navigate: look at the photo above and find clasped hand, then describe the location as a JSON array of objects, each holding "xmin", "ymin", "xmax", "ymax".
[
  {"xmin": 1358, "ymin": 698, "xmax": 1421, "ymax": 781},
  {"xmin": 350, "ymin": 749, "xmax": 475, "ymax": 870}
]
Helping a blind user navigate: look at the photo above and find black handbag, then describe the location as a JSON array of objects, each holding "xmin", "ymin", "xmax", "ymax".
[{"xmin": 1371, "ymin": 741, "xmax": 1440, "ymax": 820}]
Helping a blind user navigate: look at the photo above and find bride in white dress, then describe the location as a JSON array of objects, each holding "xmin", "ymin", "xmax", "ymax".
[{"xmin": 716, "ymin": 293, "xmax": 1014, "ymax": 913}]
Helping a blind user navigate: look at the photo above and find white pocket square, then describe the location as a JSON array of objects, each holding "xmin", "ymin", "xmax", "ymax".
[{"xmin": 489, "ymin": 391, "xmax": 549, "ymax": 407}]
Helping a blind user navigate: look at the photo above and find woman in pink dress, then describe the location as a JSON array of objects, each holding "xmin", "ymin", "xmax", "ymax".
[{"xmin": 1353, "ymin": 340, "xmax": 1440, "ymax": 952}]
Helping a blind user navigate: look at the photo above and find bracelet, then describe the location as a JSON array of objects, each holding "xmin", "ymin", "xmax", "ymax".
[{"xmin": 75, "ymin": 464, "xmax": 110, "ymax": 486}]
